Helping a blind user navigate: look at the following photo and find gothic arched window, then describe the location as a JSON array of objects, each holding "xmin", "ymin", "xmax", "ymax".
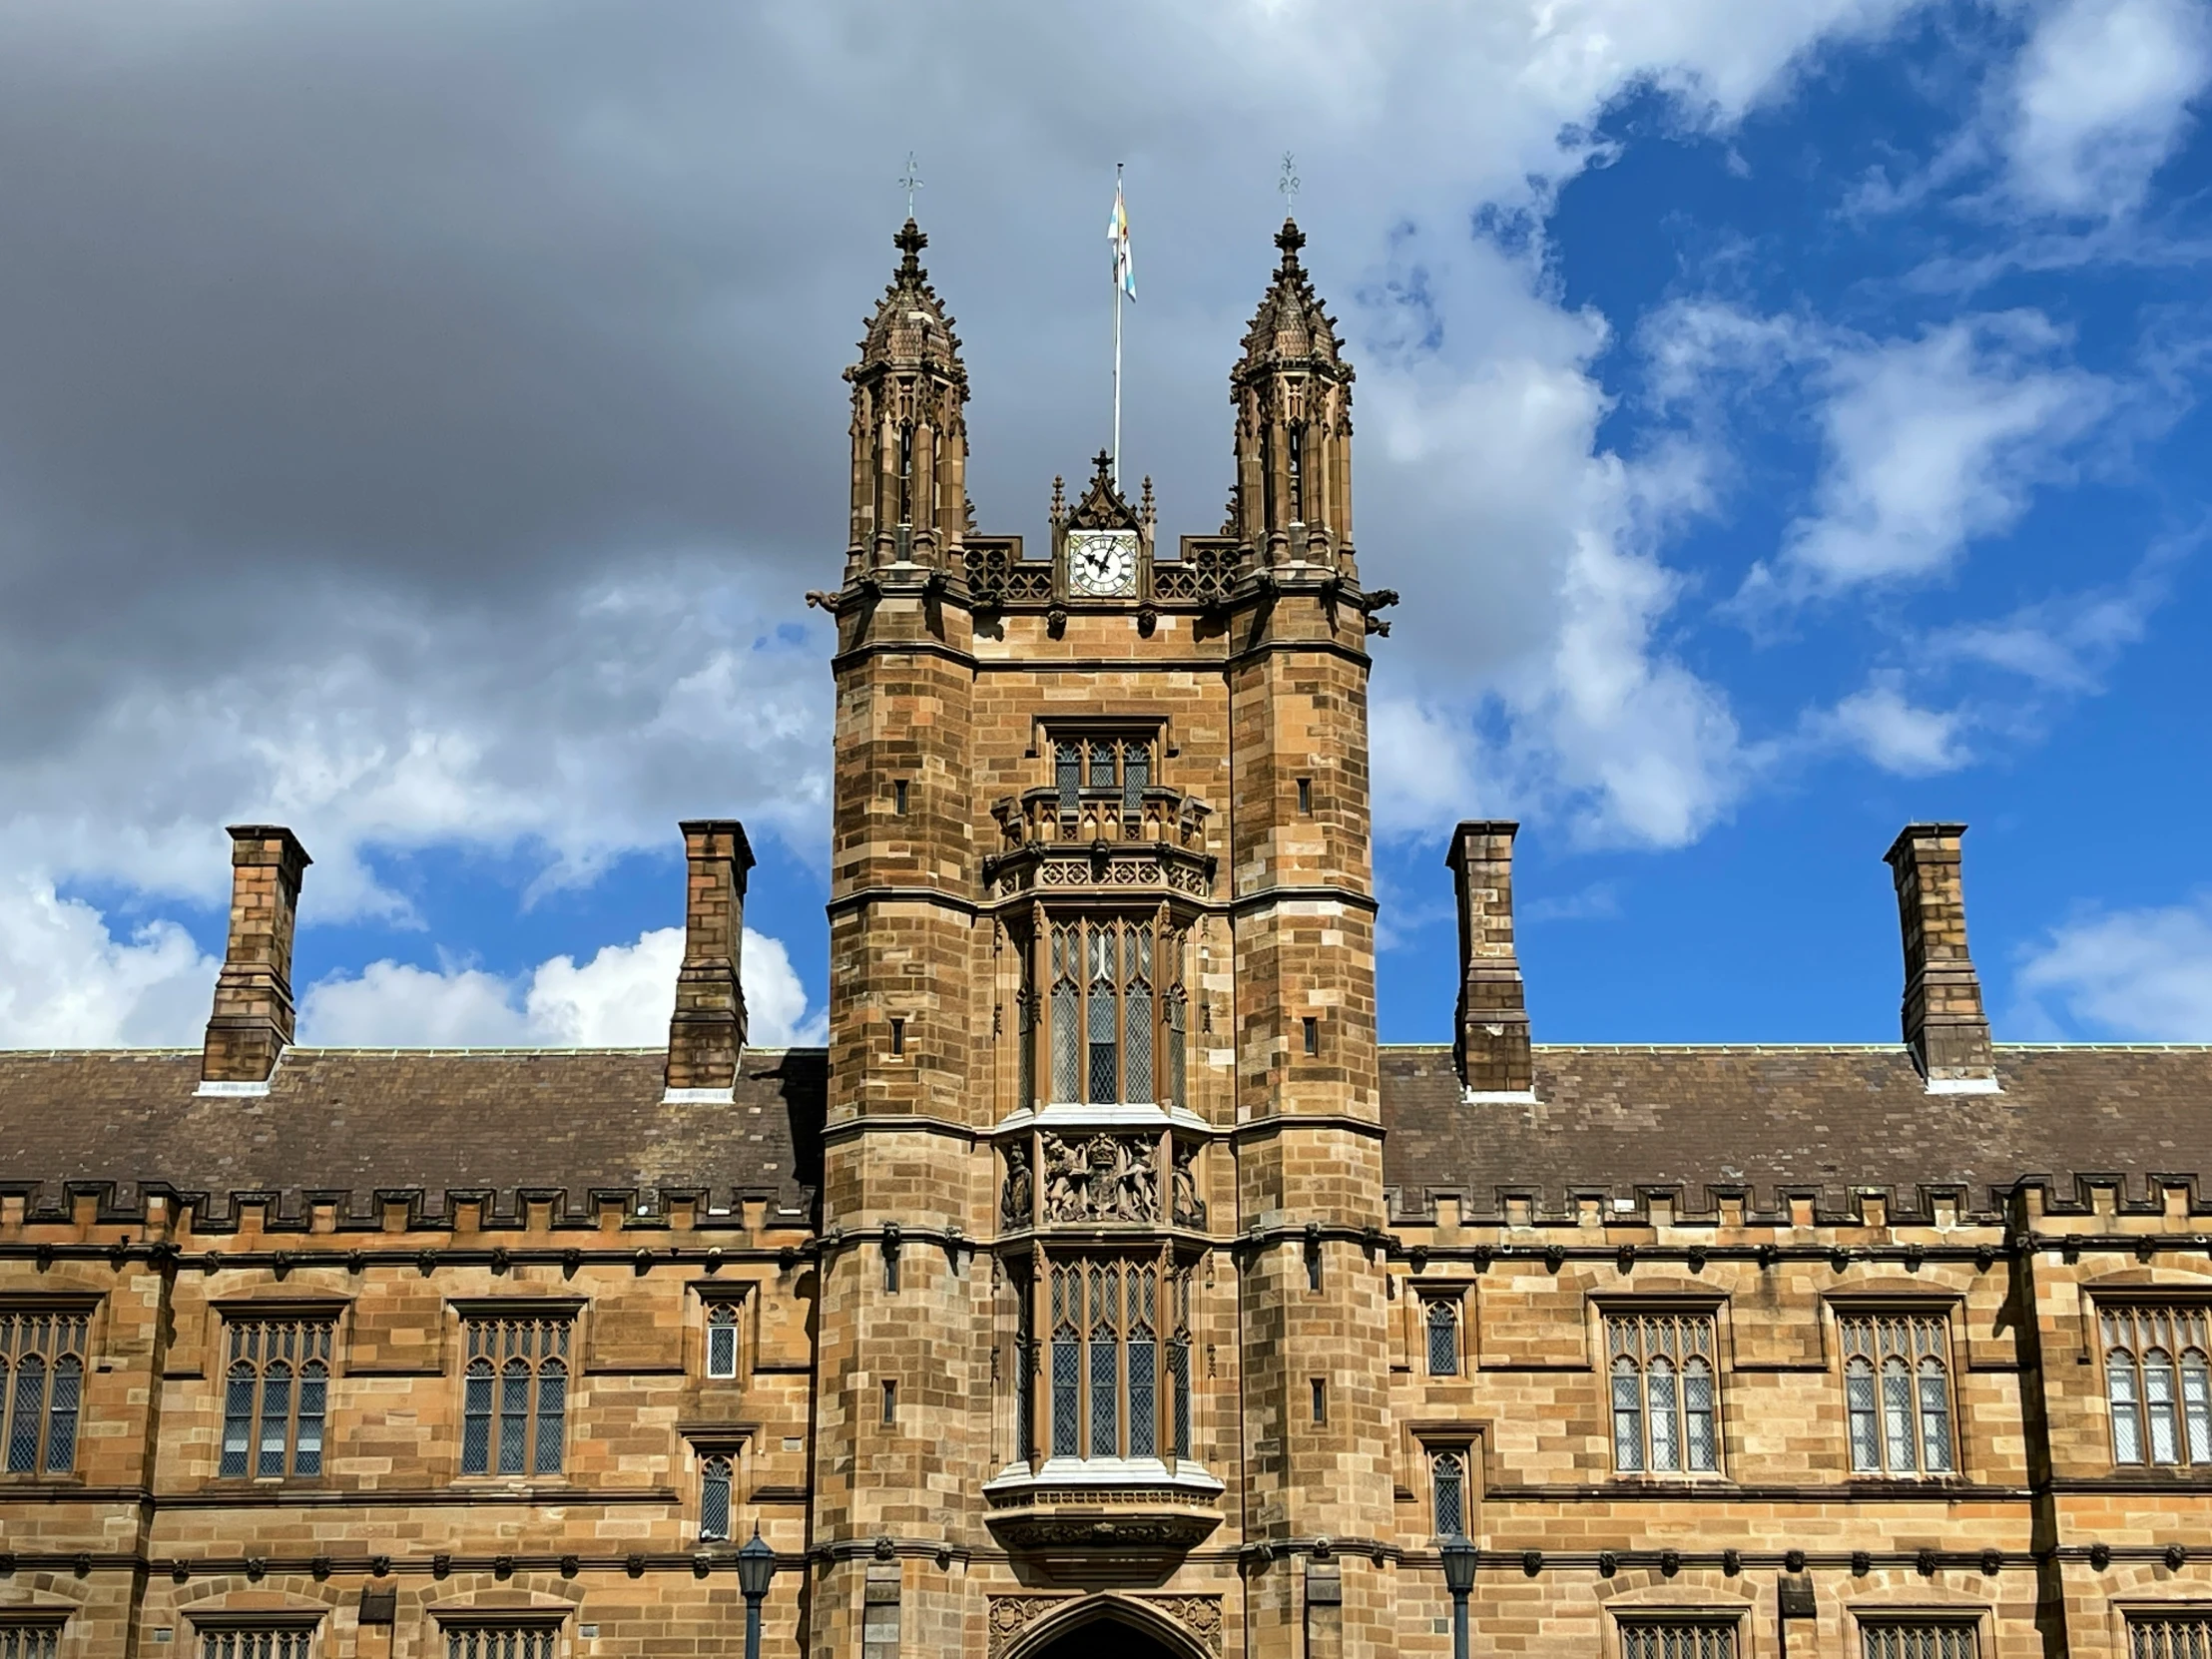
[
  {"xmin": 460, "ymin": 1316, "xmax": 572, "ymax": 1476},
  {"xmin": 1605, "ymin": 1311, "xmax": 1720, "ymax": 1475},
  {"xmin": 216, "ymin": 1316, "xmax": 331, "ymax": 1480},
  {"xmin": 1430, "ymin": 1449, "xmax": 1466, "ymax": 1536},
  {"xmin": 0, "ymin": 1311, "xmax": 87, "ymax": 1476},
  {"xmin": 706, "ymin": 1303, "xmax": 740, "ymax": 1381},
  {"xmin": 1840, "ymin": 1312, "xmax": 1951, "ymax": 1476},
  {"xmin": 1425, "ymin": 1299, "xmax": 1460, "ymax": 1378},
  {"xmin": 700, "ymin": 1453, "xmax": 735, "ymax": 1542},
  {"xmin": 2102, "ymin": 1306, "xmax": 2212, "ymax": 1468},
  {"xmin": 1037, "ymin": 1257, "xmax": 1191, "ymax": 1463},
  {"xmin": 1038, "ymin": 917, "xmax": 1178, "ymax": 1107}
]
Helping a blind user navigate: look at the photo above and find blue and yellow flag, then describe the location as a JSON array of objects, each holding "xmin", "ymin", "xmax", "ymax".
[{"xmin": 1109, "ymin": 175, "xmax": 1137, "ymax": 301}]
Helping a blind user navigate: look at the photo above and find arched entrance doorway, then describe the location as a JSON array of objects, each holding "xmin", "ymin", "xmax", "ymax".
[
  {"xmin": 1002, "ymin": 1595, "xmax": 1214, "ymax": 1659},
  {"xmin": 1024, "ymin": 1622, "xmax": 1186, "ymax": 1659}
]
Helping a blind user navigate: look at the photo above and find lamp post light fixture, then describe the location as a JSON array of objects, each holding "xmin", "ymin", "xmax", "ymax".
[
  {"xmin": 1439, "ymin": 1532, "xmax": 1477, "ymax": 1659},
  {"xmin": 738, "ymin": 1525, "xmax": 777, "ymax": 1659}
]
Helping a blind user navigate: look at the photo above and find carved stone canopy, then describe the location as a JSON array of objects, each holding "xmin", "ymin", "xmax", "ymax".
[{"xmin": 1064, "ymin": 451, "xmax": 1142, "ymax": 533}]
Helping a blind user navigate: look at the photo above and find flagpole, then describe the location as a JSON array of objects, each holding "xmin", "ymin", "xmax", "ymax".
[{"xmin": 1111, "ymin": 164, "xmax": 1124, "ymax": 488}]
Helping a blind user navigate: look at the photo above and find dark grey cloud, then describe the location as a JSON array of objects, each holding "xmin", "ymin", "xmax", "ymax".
[{"xmin": 0, "ymin": 0, "xmax": 1929, "ymax": 934}]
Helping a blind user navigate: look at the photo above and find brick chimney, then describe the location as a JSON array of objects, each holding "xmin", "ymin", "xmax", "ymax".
[
  {"xmin": 1883, "ymin": 822, "xmax": 1997, "ymax": 1091},
  {"xmin": 665, "ymin": 820, "xmax": 755, "ymax": 1097},
  {"xmin": 1446, "ymin": 820, "xmax": 1533, "ymax": 1096},
  {"xmin": 200, "ymin": 826, "xmax": 312, "ymax": 1089}
]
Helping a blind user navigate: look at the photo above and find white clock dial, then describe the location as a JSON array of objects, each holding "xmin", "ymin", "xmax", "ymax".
[{"xmin": 1068, "ymin": 530, "xmax": 1139, "ymax": 597}]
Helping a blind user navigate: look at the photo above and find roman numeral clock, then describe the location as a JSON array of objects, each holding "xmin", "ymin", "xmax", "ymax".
[{"xmin": 1056, "ymin": 449, "xmax": 1149, "ymax": 606}]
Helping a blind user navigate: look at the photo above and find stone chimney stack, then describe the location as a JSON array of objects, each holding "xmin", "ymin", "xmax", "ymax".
[
  {"xmin": 1883, "ymin": 822, "xmax": 1997, "ymax": 1090},
  {"xmin": 200, "ymin": 826, "xmax": 312, "ymax": 1089},
  {"xmin": 664, "ymin": 820, "xmax": 755, "ymax": 1097},
  {"xmin": 1447, "ymin": 820, "xmax": 1533, "ymax": 1096}
]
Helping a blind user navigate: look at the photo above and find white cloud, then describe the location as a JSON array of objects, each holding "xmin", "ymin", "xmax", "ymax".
[
  {"xmin": 1774, "ymin": 313, "xmax": 2112, "ymax": 592},
  {"xmin": 299, "ymin": 925, "xmax": 825, "ymax": 1049},
  {"xmin": 1810, "ymin": 679, "xmax": 1973, "ymax": 774},
  {"xmin": 0, "ymin": 0, "xmax": 1951, "ymax": 995},
  {"xmin": 2005, "ymin": 0, "xmax": 2212, "ymax": 218},
  {"xmin": 0, "ymin": 875, "xmax": 219, "ymax": 1046},
  {"xmin": 2016, "ymin": 895, "xmax": 2212, "ymax": 1038}
]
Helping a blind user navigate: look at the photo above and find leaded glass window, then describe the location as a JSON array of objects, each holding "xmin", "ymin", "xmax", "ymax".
[
  {"xmin": 1841, "ymin": 1312, "xmax": 1952, "ymax": 1476},
  {"xmin": 1048, "ymin": 734, "xmax": 1156, "ymax": 834},
  {"xmin": 1043, "ymin": 917, "xmax": 1165, "ymax": 1106},
  {"xmin": 1863, "ymin": 1622, "xmax": 1977, "ymax": 1659},
  {"xmin": 199, "ymin": 1630, "xmax": 315, "ymax": 1659},
  {"xmin": 700, "ymin": 1452, "xmax": 734, "ymax": 1541},
  {"xmin": 460, "ymin": 1316, "xmax": 570, "ymax": 1476},
  {"xmin": 445, "ymin": 1626, "xmax": 558, "ymax": 1659},
  {"xmin": 1621, "ymin": 1622, "xmax": 1737, "ymax": 1659},
  {"xmin": 1430, "ymin": 1449, "xmax": 1466, "ymax": 1535},
  {"xmin": 2102, "ymin": 1305, "xmax": 2212, "ymax": 1468},
  {"xmin": 220, "ymin": 1316, "xmax": 333, "ymax": 1479},
  {"xmin": 1041, "ymin": 1258, "xmax": 1187, "ymax": 1461},
  {"xmin": 1426, "ymin": 1299, "xmax": 1461, "ymax": 1378},
  {"xmin": 0, "ymin": 1623, "xmax": 64, "ymax": 1659},
  {"xmin": 2133, "ymin": 1615, "xmax": 2212, "ymax": 1659},
  {"xmin": 1607, "ymin": 1312, "xmax": 1720, "ymax": 1475},
  {"xmin": 706, "ymin": 1304, "xmax": 739, "ymax": 1380},
  {"xmin": 0, "ymin": 1309, "xmax": 88, "ymax": 1475}
]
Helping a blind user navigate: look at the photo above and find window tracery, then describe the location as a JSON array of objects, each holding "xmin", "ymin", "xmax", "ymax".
[
  {"xmin": 1606, "ymin": 1311, "xmax": 1719, "ymax": 1475},
  {"xmin": 460, "ymin": 1316, "xmax": 570, "ymax": 1477},
  {"xmin": 2102, "ymin": 1304, "xmax": 2212, "ymax": 1467},
  {"xmin": 220, "ymin": 1316, "xmax": 333, "ymax": 1479},
  {"xmin": 1840, "ymin": 1312, "xmax": 1952, "ymax": 1476},
  {"xmin": 0, "ymin": 1309, "xmax": 86, "ymax": 1476}
]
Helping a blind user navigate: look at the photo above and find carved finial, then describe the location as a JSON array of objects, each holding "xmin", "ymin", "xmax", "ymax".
[
  {"xmin": 1276, "ymin": 218, "xmax": 1306, "ymax": 268},
  {"xmin": 894, "ymin": 218, "xmax": 927, "ymax": 275},
  {"xmin": 1050, "ymin": 475, "xmax": 1066, "ymax": 520},
  {"xmin": 1140, "ymin": 475, "xmax": 1155, "ymax": 523},
  {"xmin": 1091, "ymin": 448, "xmax": 1114, "ymax": 481}
]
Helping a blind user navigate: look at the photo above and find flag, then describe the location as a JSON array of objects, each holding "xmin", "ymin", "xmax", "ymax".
[{"xmin": 1108, "ymin": 175, "xmax": 1136, "ymax": 301}]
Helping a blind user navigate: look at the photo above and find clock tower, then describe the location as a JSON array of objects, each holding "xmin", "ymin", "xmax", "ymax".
[{"xmin": 810, "ymin": 214, "xmax": 1397, "ymax": 1659}]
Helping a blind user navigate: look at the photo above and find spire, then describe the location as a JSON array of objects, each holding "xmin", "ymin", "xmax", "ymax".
[
  {"xmin": 1229, "ymin": 218, "xmax": 1355, "ymax": 562},
  {"xmin": 844, "ymin": 219, "xmax": 970, "ymax": 575}
]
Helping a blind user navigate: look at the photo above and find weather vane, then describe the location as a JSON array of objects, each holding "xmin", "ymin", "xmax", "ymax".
[
  {"xmin": 899, "ymin": 152, "xmax": 922, "ymax": 220},
  {"xmin": 1279, "ymin": 151, "xmax": 1300, "ymax": 211}
]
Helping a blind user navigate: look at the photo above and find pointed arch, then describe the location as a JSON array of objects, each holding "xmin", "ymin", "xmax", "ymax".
[{"xmin": 1002, "ymin": 1593, "xmax": 1216, "ymax": 1659}]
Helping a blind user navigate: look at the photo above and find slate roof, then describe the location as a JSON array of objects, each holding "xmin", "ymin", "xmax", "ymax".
[
  {"xmin": 5, "ymin": 1041, "xmax": 2208, "ymax": 1230},
  {"xmin": 0, "ymin": 1047, "xmax": 824, "ymax": 1226},
  {"xmin": 1380, "ymin": 1043, "xmax": 2212, "ymax": 1222}
]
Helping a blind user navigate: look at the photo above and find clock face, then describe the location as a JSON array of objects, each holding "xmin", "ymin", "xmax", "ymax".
[{"xmin": 1068, "ymin": 529, "xmax": 1139, "ymax": 597}]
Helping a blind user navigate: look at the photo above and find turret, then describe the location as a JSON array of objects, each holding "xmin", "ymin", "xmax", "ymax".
[
  {"xmin": 843, "ymin": 220, "xmax": 969, "ymax": 578},
  {"xmin": 1228, "ymin": 220, "xmax": 1356, "ymax": 571}
]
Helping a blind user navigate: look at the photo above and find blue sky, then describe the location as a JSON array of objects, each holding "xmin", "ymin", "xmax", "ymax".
[{"xmin": 0, "ymin": 0, "xmax": 2206, "ymax": 1051}]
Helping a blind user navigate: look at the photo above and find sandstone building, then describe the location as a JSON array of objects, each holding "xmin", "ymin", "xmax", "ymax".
[{"xmin": 3, "ymin": 217, "xmax": 2210, "ymax": 1659}]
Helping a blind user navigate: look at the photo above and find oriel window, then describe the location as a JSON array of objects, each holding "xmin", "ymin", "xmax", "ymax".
[
  {"xmin": 1048, "ymin": 918, "xmax": 1159, "ymax": 1107},
  {"xmin": 461, "ymin": 1316, "xmax": 571, "ymax": 1477},
  {"xmin": 221, "ymin": 1316, "xmax": 333, "ymax": 1478},
  {"xmin": 1043, "ymin": 1258, "xmax": 1189, "ymax": 1462},
  {"xmin": 0, "ymin": 1309, "xmax": 86, "ymax": 1476},
  {"xmin": 1052, "ymin": 736, "xmax": 1155, "ymax": 825}
]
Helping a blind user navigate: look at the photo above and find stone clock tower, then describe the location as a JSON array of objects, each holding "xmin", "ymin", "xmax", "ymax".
[{"xmin": 808, "ymin": 215, "xmax": 1399, "ymax": 1659}]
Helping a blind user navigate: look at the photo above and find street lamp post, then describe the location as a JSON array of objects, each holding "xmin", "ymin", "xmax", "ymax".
[
  {"xmin": 738, "ymin": 1526, "xmax": 777, "ymax": 1659},
  {"xmin": 1440, "ymin": 1532, "xmax": 1476, "ymax": 1659}
]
